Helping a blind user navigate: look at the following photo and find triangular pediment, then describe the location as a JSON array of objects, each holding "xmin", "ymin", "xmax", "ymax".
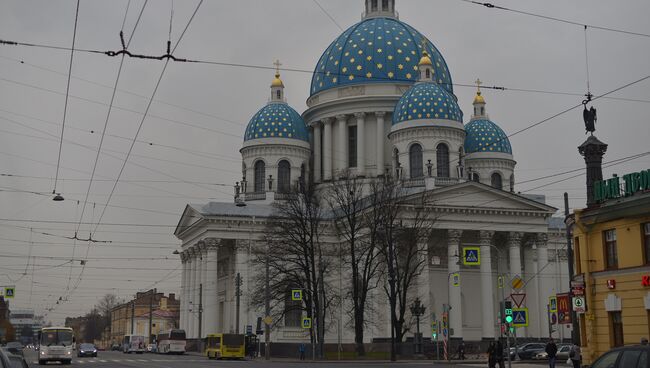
[
  {"xmin": 400, "ymin": 181, "xmax": 557, "ymax": 214},
  {"xmin": 174, "ymin": 204, "xmax": 205, "ymax": 237}
]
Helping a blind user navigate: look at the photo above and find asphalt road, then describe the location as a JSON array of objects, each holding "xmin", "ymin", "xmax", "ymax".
[{"xmin": 23, "ymin": 350, "xmax": 547, "ymax": 367}]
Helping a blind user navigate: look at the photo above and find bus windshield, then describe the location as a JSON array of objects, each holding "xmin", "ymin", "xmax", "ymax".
[
  {"xmin": 170, "ymin": 330, "xmax": 186, "ymax": 340},
  {"xmin": 41, "ymin": 330, "xmax": 73, "ymax": 347}
]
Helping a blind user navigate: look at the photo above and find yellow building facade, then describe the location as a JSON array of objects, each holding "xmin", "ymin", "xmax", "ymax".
[{"xmin": 572, "ymin": 172, "xmax": 650, "ymax": 365}]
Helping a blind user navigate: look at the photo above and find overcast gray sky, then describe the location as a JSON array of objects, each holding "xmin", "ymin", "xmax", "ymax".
[{"xmin": 0, "ymin": 0, "xmax": 648, "ymax": 324}]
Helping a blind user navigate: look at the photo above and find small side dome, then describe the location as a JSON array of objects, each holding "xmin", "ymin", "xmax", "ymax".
[
  {"xmin": 464, "ymin": 119, "xmax": 512, "ymax": 154},
  {"xmin": 473, "ymin": 91, "xmax": 485, "ymax": 104},
  {"xmin": 244, "ymin": 103, "xmax": 308, "ymax": 142},
  {"xmin": 393, "ymin": 83, "xmax": 463, "ymax": 125},
  {"xmin": 418, "ymin": 50, "xmax": 433, "ymax": 66}
]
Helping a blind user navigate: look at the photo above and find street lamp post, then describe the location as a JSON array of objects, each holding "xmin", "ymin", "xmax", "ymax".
[{"xmin": 409, "ymin": 298, "xmax": 426, "ymax": 355}]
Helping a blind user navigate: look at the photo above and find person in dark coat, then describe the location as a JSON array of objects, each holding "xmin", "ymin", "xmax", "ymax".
[
  {"xmin": 545, "ymin": 339, "xmax": 558, "ymax": 368},
  {"xmin": 495, "ymin": 340, "xmax": 505, "ymax": 368},
  {"xmin": 458, "ymin": 341, "xmax": 466, "ymax": 360},
  {"xmin": 487, "ymin": 341, "xmax": 496, "ymax": 368}
]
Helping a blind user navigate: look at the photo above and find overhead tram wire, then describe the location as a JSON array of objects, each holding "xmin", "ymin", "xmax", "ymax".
[
  {"xmin": 456, "ymin": 0, "xmax": 650, "ymax": 39},
  {"xmin": 52, "ymin": 0, "xmax": 81, "ymax": 200},
  {"xmin": 312, "ymin": 0, "xmax": 344, "ymax": 31}
]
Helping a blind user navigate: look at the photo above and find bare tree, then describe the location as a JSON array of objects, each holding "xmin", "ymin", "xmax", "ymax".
[
  {"xmin": 95, "ymin": 293, "xmax": 120, "ymax": 332},
  {"xmin": 326, "ymin": 173, "xmax": 381, "ymax": 356},
  {"xmin": 251, "ymin": 182, "xmax": 334, "ymax": 359},
  {"xmin": 366, "ymin": 178, "xmax": 433, "ymax": 361}
]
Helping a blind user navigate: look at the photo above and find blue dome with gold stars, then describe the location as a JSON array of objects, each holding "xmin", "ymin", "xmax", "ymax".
[
  {"xmin": 244, "ymin": 103, "xmax": 309, "ymax": 142},
  {"xmin": 311, "ymin": 17, "xmax": 453, "ymax": 96},
  {"xmin": 393, "ymin": 82, "xmax": 463, "ymax": 124},
  {"xmin": 464, "ymin": 119, "xmax": 512, "ymax": 154}
]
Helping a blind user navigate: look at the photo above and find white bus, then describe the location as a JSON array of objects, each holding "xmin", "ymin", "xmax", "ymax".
[
  {"xmin": 122, "ymin": 334, "xmax": 146, "ymax": 354},
  {"xmin": 156, "ymin": 329, "xmax": 186, "ymax": 354},
  {"xmin": 38, "ymin": 326, "xmax": 74, "ymax": 365}
]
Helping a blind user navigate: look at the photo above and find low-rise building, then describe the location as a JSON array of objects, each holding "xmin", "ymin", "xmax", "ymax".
[
  {"xmin": 110, "ymin": 290, "xmax": 179, "ymax": 345},
  {"xmin": 572, "ymin": 167, "xmax": 650, "ymax": 364}
]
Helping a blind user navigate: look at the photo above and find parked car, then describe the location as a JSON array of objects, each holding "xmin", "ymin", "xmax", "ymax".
[
  {"xmin": 534, "ymin": 344, "xmax": 571, "ymax": 360},
  {"xmin": 506, "ymin": 343, "xmax": 546, "ymax": 360},
  {"xmin": 77, "ymin": 343, "xmax": 98, "ymax": 358},
  {"xmin": 590, "ymin": 345, "xmax": 650, "ymax": 368},
  {"xmin": 111, "ymin": 343, "xmax": 121, "ymax": 351}
]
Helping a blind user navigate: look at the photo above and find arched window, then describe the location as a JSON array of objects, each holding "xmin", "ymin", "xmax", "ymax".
[
  {"xmin": 254, "ymin": 161, "xmax": 266, "ymax": 193},
  {"xmin": 425, "ymin": 69, "xmax": 430, "ymax": 79},
  {"xmin": 491, "ymin": 172, "xmax": 503, "ymax": 190},
  {"xmin": 278, "ymin": 160, "xmax": 291, "ymax": 193},
  {"xmin": 470, "ymin": 172, "xmax": 480, "ymax": 182},
  {"xmin": 371, "ymin": 0, "xmax": 378, "ymax": 11},
  {"xmin": 436, "ymin": 143, "xmax": 450, "ymax": 178},
  {"xmin": 510, "ymin": 174, "xmax": 515, "ymax": 192},
  {"xmin": 382, "ymin": 0, "xmax": 389, "ymax": 11},
  {"xmin": 276, "ymin": 90, "xmax": 281, "ymax": 100},
  {"xmin": 409, "ymin": 144, "xmax": 423, "ymax": 179}
]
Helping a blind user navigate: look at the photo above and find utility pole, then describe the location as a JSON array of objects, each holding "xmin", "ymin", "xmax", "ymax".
[
  {"xmin": 148, "ymin": 290, "xmax": 154, "ymax": 344},
  {"xmin": 235, "ymin": 273, "xmax": 242, "ymax": 334},
  {"xmin": 264, "ymin": 246, "xmax": 270, "ymax": 360},
  {"xmin": 198, "ymin": 284, "xmax": 203, "ymax": 340},
  {"xmin": 130, "ymin": 301, "xmax": 135, "ymax": 335},
  {"xmin": 565, "ymin": 192, "xmax": 580, "ymax": 344}
]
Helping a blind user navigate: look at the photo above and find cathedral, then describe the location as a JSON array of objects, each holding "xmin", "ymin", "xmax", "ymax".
[{"xmin": 175, "ymin": 0, "xmax": 571, "ymax": 348}]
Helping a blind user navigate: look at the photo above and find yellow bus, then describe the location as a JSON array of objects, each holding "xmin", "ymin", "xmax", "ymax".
[{"xmin": 205, "ymin": 333, "xmax": 245, "ymax": 360}]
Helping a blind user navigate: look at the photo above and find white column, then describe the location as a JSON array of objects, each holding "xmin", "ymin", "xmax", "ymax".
[
  {"xmin": 536, "ymin": 234, "xmax": 550, "ymax": 338},
  {"xmin": 376, "ymin": 112, "xmax": 385, "ymax": 176},
  {"xmin": 336, "ymin": 114, "xmax": 348, "ymax": 176},
  {"xmin": 200, "ymin": 245, "xmax": 208, "ymax": 338},
  {"xmin": 447, "ymin": 229, "xmax": 462, "ymax": 339},
  {"xmin": 193, "ymin": 246, "xmax": 202, "ymax": 338},
  {"xmin": 204, "ymin": 238, "xmax": 219, "ymax": 336},
  {"xmin": 355, "ymin": 112, "xmax": 366, "ymax": 177},
  {"xmin": 188, "ymin": 248, "xmax": 197, "ymax": 338},
  {"xmin": 180, "ymin": 253, "xmax": 188, "ymax": 332},
  {"xmin": 479, "ymin": 230, "xmax": 495, "ymax": 339},
  {"xmin": 313, "ymin": 124, "xmax": 322, "ymax": 183},
  {"xmin": 508, "ymin": 232, "xmax": 524, "ymax": 336},
  {"xmin": 323, "ymin": 118, "xmax": 333, "ymax": 181}
]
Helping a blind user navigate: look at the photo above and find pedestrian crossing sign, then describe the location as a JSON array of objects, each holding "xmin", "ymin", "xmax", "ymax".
[
  {"xmin": 291, "ymin": 289, "xmax": 303, "ymax": 301},
  {"xmin": 4, "ymin": 287, "xmax": 14, "ymax": 299},
  {"xmin": 512, "ymin": 308, "xmax": 529, "ymax": 327},
  {"xmin": 302, "ymin": 317, "xmax": 312, "ymax": 329},
  {"xmin": 462, "ymin": 247, "xmax": 481, "ymax": 266}
]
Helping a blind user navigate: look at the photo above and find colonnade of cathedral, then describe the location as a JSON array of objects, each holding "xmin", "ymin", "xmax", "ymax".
[{"xmin": 311, "ymin": 111, "xmax": 386, "ymax": 182}]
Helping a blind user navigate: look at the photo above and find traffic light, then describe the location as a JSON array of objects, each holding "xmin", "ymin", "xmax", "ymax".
[
  {"xmin": 504, "ymin": 301, "xmax": 513, "ymax": 324},
  {"xmin": 432, "ymin": 321, "xmax": 437, "ymax": 339}
]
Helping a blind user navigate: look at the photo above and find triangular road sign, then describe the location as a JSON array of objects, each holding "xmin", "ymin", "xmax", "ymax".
[{"xmin": 510, "ymin": 293, "xmax": 526, "ymax": 308}]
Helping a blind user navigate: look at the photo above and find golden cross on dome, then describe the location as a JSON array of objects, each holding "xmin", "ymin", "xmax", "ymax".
[
  {"xmin": 273, "ymin": 59, "xmax": 282, "ymax": 76},
  {"xmin": 475, "ymin": 78, "xmax": 483, "ymax": 93}
]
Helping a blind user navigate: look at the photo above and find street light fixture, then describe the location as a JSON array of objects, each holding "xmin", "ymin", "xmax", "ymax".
[
  {"xmin": 410, "ymin": 298, "xmax": 426, "ymax": 355},
  {"xmin": 52, "ymin": 191, "xmax": 64, "ymax": 201}
]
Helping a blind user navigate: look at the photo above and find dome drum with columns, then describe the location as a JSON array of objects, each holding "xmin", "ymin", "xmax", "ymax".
[{"xmin": 175, "ymin": 0, "xmax": 569, "ymax": 348}]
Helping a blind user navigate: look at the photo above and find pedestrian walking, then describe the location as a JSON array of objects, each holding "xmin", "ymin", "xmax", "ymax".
[
  {"xmin": 642, "ymin": 337, "xmax": 649, "ymax": 345},
  {"xmin": 569, "ymin": 343, "xmax": 581, "ymax": 368},
  {"xmin": 495, "ymin": 340, "xmax": 505, "ymax": 368},
  {"xmin": 487, "ymin": 341, "xmax": 496, "ymax": 368},
  {"xmin": 298, "ymin": 343, "xmax": 305, "ymax": 360},
  {"xmin": 458, "ymin": 340, "xmax": 466, "ymax": 360},
  {"xmin": 545, "ymin": 338, "xmax": 558, "ymax": 368}
]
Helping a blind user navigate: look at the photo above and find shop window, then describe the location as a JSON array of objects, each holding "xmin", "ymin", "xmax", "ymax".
[
  {"xmin": 642, "ymin": 222, "xmax": 650, "ymax": 264},
  {"xmin": 604, "ymin": 229, "xmax": 618, "ymax": 269},
  {"xmin": 610, "ymin": 311, "xmax": 624, "ymax": 347}
]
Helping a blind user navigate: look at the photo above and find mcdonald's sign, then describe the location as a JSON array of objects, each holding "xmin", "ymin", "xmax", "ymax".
[{"xmin": 556, "ymin": 293, "xmax": 572, "ymax": 325}]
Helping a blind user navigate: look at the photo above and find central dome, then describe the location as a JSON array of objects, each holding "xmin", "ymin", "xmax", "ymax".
[{"xmin": 311, "ymin": 17, "xmax": 453, "ymax": 96}]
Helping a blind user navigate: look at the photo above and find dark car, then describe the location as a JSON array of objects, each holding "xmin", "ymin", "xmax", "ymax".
[
  {"xmin": 513, "ymin": 343, "xmax": 546, "ymax": 360},
  {"xmin": 0, "ymin": 347, "xmax": 29, "ymax": 368},
  {"xmin": 590, "ymin": 345, "xmax": 650, "ymax": 368},
  {"xmin": 78, "ymin": 343, "xmax": 98, "ymax": 358}
]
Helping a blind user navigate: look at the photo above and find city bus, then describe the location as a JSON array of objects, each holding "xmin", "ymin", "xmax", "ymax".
[
  {"xmin": 205, "ymin": 333, "xmax": 245, "ymax": 360},
  {"xmin": 156, "ymin": 329, "xmax": 186, "ymax": 354},
  {"xmin": 122, "ymin": 334, "xmax": 146, "ymax": 354},
  {"xmin": 37, "ymin": 326, "xmax": 74, "ymax": 365}
]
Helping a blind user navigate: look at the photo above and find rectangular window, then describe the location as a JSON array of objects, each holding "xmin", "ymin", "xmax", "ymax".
[
  {"xmin": 644, "ymin": 223, "xmax": 650, "ymax": 264},
  {"xmin": 610, "ymin": 311, "xmax": 624, "ymax": 347},
  {"xmin": 604, "ymin": 229, "xmax": 618, "ymax": 269},
  {"xmin": 348, "ymin": 125, "xmax": 357, "ymax": 168}
]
